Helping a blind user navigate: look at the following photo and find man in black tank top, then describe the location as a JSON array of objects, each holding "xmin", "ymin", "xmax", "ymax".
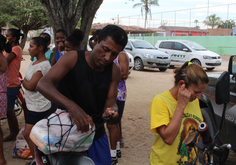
[{"xmin": 37, "ymin": 25, "xmax": 127, "ymax": 165}]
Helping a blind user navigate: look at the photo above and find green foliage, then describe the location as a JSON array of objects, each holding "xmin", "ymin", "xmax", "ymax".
[
  {"xmin": 218, "ymin": 19, "xmax": 236, "ymax": 29},
  {"xmin": 0, "ymin": 0, "xmax": 49, "ymax": 30},
  {"xmin": 203, "ymin": 14, "xmax": 222, "ymax": 29},
  {"xmin": 0, "ymin": 0, "xmax": 50, "ymax": 48},
  {"xmin": 76, "ymin": 19, "xmax": 81, "ymax": 28},
  {"xmin": 132, "ymin": 0, "xmax": 159, "ymax": 28}
]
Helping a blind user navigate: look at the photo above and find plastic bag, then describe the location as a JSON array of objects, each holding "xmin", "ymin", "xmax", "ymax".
[
  {"xmin": 12, "ymin": 127, "xmax": 33, "ymax": 159},
  {"xmin": 30, "ymin": 109, "xmax": 95, "ymax": 155}
]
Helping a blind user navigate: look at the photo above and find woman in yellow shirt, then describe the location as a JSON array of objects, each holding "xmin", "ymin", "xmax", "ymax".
[{"xmin": 150, "ymin": 61, "xmax": 209, "ymax": 165}]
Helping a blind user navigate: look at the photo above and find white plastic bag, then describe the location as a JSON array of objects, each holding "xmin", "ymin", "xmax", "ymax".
[
  {"xmin": 12, "ymin": 127, "xmax": 33, "ymax": 159},
  {"xmin": 30, "ymin": 109, "xmax": 95, "ymax": 155}
]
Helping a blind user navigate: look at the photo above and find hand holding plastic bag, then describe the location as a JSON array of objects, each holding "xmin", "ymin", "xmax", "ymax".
[{"xmin": 30, "ymin": 109, "xmax": 95, "ymax": 155}]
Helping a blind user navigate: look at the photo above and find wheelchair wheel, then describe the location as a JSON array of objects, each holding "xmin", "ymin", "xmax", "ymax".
[{"xmin": 14, "ymin": 98, "xmax": 23, "ymax": 117}]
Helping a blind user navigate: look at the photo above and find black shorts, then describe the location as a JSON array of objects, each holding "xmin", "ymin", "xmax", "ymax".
[
  {"xmin": 26, "ymin": 110, "xmax": 49, "ymax": 125},
  {"xmin": 108, "ymin": 100, "xmax": 125, "ymax": 124}
]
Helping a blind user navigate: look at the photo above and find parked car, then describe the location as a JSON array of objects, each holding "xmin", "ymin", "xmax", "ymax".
[
  {"xmin": 199, "ymin": 55, "xmax": 236, "ymax": 164},
  {"xmin": 124, "ymin": 39, "xmax": 171, "ymax": 71},
  {"xmin": 126, "ymin": 51, "xmax": 134, "ymax": 74},
  {"xmin": 155, "ymin": 40, "xmax": 222, "ymax": 70}
]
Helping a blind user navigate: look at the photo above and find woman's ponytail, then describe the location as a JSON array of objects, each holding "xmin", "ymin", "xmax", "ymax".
[{"xmin": 0, "ymin": 34, "xmax": 12, "ymax": 53}]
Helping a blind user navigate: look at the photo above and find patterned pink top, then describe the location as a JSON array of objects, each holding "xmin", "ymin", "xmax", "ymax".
[{"xmin": 0, "ymin": 54, "xmax": 7, "ymax": 119}]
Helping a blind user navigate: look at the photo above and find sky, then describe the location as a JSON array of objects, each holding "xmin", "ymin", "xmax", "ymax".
[{"xmin": 94, "ymin": 0, "xmax": 236, "ymax": 29}]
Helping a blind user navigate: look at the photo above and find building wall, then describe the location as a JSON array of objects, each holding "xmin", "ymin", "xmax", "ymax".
[
  {"xmin": 207, "ymin": 28, "xmax": 233, "ymax": 36},
  {"xmin": 128, "ymin": 36, "xmax": 236, "ymax": 55},
  {"xmin": 170, "ymin": 30, "xmax": 206, "ymax": 36}
]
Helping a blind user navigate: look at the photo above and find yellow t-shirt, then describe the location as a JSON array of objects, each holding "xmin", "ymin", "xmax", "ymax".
[{"xmin": 150, "ymin": 90, "xmax": 203, "ymax": 165}]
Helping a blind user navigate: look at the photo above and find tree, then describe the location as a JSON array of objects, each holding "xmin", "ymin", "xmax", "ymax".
[
  {"xmin": 0, "ymin": 20, "xmax": 7, "ymax": 28},
  {"xmin": 203, "ymin": 14, "xmax": 222, "ymax": 29},
  {"xmin": 194, "ymin": 20, "xmax": 200, "ymax": 29},
  {"xmin": 40, "ymin": 0, "xmax": 103, "ymax": 50},
  {"xmin": 0, "ymin": 0, "xmax": 50, "ymax": 49},
  {"xmin": 132, "ymin": 0, "xmax": 159, "ymax": 28},
  {"xmin": 218, "ymin": 19, "xmax": 236, "ymax": 29}
]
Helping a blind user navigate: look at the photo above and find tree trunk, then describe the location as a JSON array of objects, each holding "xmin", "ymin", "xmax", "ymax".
[
  {"xmin": 20, "ymin": 28, "xmax": 29, "ymax": 50},
  {"xmin": 40, "ymin": 0, "xmax": 103, "ymax": 49},
  {"xmin": 79, "ymin": 0, "xmax": 103, "ymax": 50}
]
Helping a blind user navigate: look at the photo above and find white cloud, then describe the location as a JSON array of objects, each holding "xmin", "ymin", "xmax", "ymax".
[{"xmin": 195, "ymin": 13, "xmax": 207, "ymax": 16}]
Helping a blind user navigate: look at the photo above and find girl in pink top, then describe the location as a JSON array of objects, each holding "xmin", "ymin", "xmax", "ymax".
[
  {"xmin": 4, "ymin": 28, "xmax": 24, "ymax": 142},
  {"xmin": 0, "ymin": 34, "xmax": 12, "ymax": 165}
]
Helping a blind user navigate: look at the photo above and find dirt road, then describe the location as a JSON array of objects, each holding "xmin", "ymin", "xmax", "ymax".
[{"xmin": 1, "ymin": 54, "xmax": 235, "ymax": 165}]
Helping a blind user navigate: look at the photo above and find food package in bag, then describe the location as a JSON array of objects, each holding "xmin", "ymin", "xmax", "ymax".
[
  {"xmin": 12, "ymin": 127, "xmax": 33, "ymax": 159},
  {"xmin": 30, "ymin": 109, "xmax": 95, "ymax": 155}
]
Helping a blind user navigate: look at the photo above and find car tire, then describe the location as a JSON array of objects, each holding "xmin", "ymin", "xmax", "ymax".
[
  {"xmin": 134, "ymin": 58, "xmax": 144, "ymax": 71},
  {"xmin": 159, "ymin": 68, "xmax": 167, "ymax": 72},
  {"xmin": 206, "ymin": 67, "xmax": 215, "ymax": 71},
  {"xmin": 199, "ymin": 108, "xmax": 229, "ymax": 165},
  {"xmin": 191, "ymin": 59, "xmax": 201, "ymax": 66}
]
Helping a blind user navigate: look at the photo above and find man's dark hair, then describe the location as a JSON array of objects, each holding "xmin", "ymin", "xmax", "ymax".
[
  {"xmin": 90, "ymin": 29, "xmax": 101, "ymax": 41},
  {"xmin": 98, "ymin": 25, "xmax": 127, "ymax": 50}
]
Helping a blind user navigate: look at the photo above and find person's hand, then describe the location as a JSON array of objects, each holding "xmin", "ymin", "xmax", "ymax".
[
  {"xmin": 102, "ymin": 105, "xmax": 119, "ymax": 121},
  {"xmin": 58, "ymin": 42, "xmax": 64, "ymax": 52},
  {"xmin": 67, "ymin": 102, "xmax": 94, "ymax": 133},
  {"xmin": 177, "ymin": 84, "xmax": 191, "ymax": 110}
]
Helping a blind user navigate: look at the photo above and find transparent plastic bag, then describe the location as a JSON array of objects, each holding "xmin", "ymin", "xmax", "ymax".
[
  {"xmin": 30, "ymin": 109, "xmax": 95, "ymax": 155},
  {"xmin": 12, "ymin": 127, "xmax": 33, "ymax": 159}
]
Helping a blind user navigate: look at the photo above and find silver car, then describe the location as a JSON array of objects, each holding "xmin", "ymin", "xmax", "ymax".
[{"xmin": 124, "ymin": 39, "xmax": 171, "ymax": 71}]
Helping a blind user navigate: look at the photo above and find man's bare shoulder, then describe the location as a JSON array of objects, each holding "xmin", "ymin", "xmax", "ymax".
[
  {"xmin": 112, "ymin": 61, "xmax": 121, "ymax": 79},
  {"xmin": 56, "ymin": 50, "xmax": 79, "ymax": 69}
]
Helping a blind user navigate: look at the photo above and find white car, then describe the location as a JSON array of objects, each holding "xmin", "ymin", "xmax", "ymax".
[
  {"xmin": 155, "ymin": 40, "xmax": 222, "ymax": 70},
  {"xmin": 126, "ymin": 51, "xmax": 134, "ymax": 74}
]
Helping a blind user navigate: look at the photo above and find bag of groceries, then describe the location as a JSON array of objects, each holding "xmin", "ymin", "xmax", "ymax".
[
  {"xmin": 30, "ymin": 109, "xmax": 95, "ymax": 155},
  {"xmin": 12, "ymin": 127, "xmax": 33, "ymax": 159}
]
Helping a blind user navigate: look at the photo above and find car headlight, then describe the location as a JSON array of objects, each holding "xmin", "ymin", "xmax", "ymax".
[
  {"xmin": 203, "ymin": 55, "xmax": 212, "ymax": 59},
  {"xmin": 143, "ymin": 54, "xmax": 155, "ymax": 58}
]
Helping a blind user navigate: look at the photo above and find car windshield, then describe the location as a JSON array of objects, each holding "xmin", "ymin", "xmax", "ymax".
[
  {"xmin": 131, "ymin": 40, "xmax": 156, "ymax": 49},
  {"xmin": 182, "ymin": 41, "xmax": 207, "ymax": 51}
]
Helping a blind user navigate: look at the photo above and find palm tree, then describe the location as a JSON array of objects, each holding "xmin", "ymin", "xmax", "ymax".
[
  {"xmin": 194, "ymin": 20, "xmax": 200, "ymax": 29},
  {"xmin": 203, "ymin": 14, "xmax": 222, "ymax": 29},
  {"xmin": 133, "ymin": 0, "xmax": 159, "ymax": 28}
]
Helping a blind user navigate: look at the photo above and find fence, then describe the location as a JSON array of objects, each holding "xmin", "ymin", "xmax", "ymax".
[
  {"xmin": 115, "ymin": 3, "xmax": 236, "ymax": 34},
  {"xmin": 129, "ymin": 36, "xmax": 236, "ymax": 55}
]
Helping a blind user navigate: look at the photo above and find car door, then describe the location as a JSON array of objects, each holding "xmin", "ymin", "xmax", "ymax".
[
  {"xmin": 171, "ymin": 42, "xmax": 190, "ymax": 66},
  {"xmin": 158, "ymin": 41, "xmax": 174, "ymax": 56}
]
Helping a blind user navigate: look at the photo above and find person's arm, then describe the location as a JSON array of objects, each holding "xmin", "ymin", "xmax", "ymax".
[
  {"xmin": 5, "ymin": 52, "xmax": 16, "ymax": 64},
  {"xmin": 22, "ymin": 71, "xmax": 43, "ymax": 91},
  {"xmin": 118, "ymin": 52, "xmax": 129, "ymax": 80},
  {"xmin": 0, "ymin": 55, "xmax": 7, "ymax": 74},
  {"xmin": 37, "ymin": 51, "xmax": 93, "ymax": 132},
  {"xmin": 49, "ymin": 51, "xmax": 54, "ymax": 64},
  {"xmin": 102, "ymin": 63, "xmax": 121, "ymax": 120},
  {"xmin": 156, "ymin": 84, "xmax": 191, "ymax": 145},
  {"xmin": 51, "ymin": 47, "xmax": 57, "ymax": 66}
]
